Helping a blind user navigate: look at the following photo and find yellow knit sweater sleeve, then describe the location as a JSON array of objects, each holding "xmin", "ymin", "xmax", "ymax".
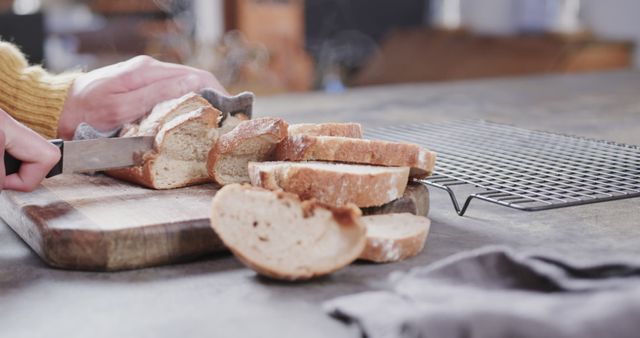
[{"xmin": 0, "ymin": 41, "xmax": 81, "ymax": 138}]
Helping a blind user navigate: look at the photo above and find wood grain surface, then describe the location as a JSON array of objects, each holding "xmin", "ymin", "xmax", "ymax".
[
  {"xmin": 0, "ymin": 173, "xmax": 429, "ymax": 271},
  {"xmin": 0, "ymin": 174, "xmax": 224, "ymax": 271}
]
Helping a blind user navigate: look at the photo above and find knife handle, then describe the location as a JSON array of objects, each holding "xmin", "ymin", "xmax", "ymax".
[{"xmin": 3, "ymin": 139, "xmax": 64, "ymax": 178}]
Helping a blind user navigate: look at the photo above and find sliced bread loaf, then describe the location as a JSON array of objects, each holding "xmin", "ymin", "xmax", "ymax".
[
  {"xmin": 207, "ymin": 117, "xmax": 288, "ymax": 185},
  {"xmin": 274, "ymin": 135, "xmax": 436, "ymax": 178},
  {"xmin": 359, "ymin": 213, "xmax": 431, "ymax": 263},
  {"xmin": 248, "ymin": 161, "xmax": 409, "ymax": 207},
  {"xmin": 362, "ymin": 182, "xmax": 430, "ymax": 217},
  {"xmin": 107, "ymin": 92, "xmax": 221, "ymax": 189},
  {"xmin": 288, "ymin": 123, "xmax": 362, "ymax": 138},
  {"xmin": 120, "ymin": 92, "xmax": 215, "ymax": 138},
  {"xmin": 210, "ymin": 184, "xmax": 366, "ymax": 281}
]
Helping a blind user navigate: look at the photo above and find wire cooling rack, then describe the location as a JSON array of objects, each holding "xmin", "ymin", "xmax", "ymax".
[{"xmin": 365, "ymin": 120, "xmax": 640, "ymax": 216}]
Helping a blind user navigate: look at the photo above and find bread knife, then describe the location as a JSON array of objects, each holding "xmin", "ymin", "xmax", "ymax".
[{"xmin": 3, "ymin": 137, "xmax": 154, "ymax": 178}]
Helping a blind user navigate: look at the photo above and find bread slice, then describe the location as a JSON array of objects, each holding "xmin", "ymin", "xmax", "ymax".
[
  {"xmin": 288, "ymin": 123, "xmax": 362, "ymax": 138},
  {"xmin": 274, "ymin": 135, "xmax": 436, "ymax": 178},
  {"xmin": 362, "ymin": 182, "xmax": 430, "ymax": 217},
  {"xmin": 249, "ymin": 161, "xmax": 409, "ymax": 208},
  {"xmin": 359, "ymin": 213, "xmax": 431, "ymax": 263},
  {"xmin": 207, "ymin": 117, "xmax": 288, "ymax": 185},
  {"xmin": 107, "ymin": 93, "xmax": 221, "ymax": 189},
  {"xmin": 218, "ymin": 114, "xmax": 249, "ymax": 136},
  {"xmin": 120, "ymin": 92, "xmax": 216, "ymax": 137},
  {"xmin": 210, "ymin": 184, "xmax": 366, "ymax": 281}
]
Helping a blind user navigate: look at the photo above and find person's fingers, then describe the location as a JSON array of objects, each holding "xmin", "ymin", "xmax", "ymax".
[
  {"xmin": 3, "ymin": 161, "xmax": 56, "ymax": 192},
  {"xmin": 113, "ymin": 56, "xmax": 190, "ymax": 91},
  {"xmin": 113, "ymin": 56, "xmax": 227, "ymax": 93},
  {"xmin": 115, "ymin": 72, "xmax": 223, "ymax": 120},
  {"xmin": 2, "ymin": 116, "xmax": 61, "ymax": 192},
  {"xmin": 60, "ymin": 56, "xmax": 230, "ymax": 134},
  {"xmin": 0, "ymin": 130, "xmax": 6, "ymax": 190}
]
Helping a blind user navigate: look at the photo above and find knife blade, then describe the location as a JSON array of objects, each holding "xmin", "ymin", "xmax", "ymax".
[{"xmin": 3, "ymin": 137, "xmax": 154, "ymax": 178}]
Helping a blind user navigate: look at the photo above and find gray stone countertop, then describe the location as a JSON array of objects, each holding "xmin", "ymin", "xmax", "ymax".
[{"xmin": 1, "ymin": 71, "xmax": 639, "ymax": 338}]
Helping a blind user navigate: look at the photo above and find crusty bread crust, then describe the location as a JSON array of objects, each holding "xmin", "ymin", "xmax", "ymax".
[
  {"xmin": 120, "ymin": 92, "xmax": 214, "ymax": 137},
  {"xmin": 362, "ymin": 182, "xmax": 430, "ymax": 217},
  {"xmin": 107, "ymin": 106, "xmax": 220, "ymax": 189},
  {"xmin": 249, "ymin": 161, "xmax": 409, "ymax": 207},
  {"xmin": 287, "ymin": 123, "xmax": 362, "ymax": 138},
  {"xmin": 105, "ymin": 156, "xmax": 156, "ymax": 188},
  {"xmin": 207, "ymin": 117, "xmax": 288, "ymax": 185},
  {"xmin": 210, "ymin": 184, "xmax": 366, "ymax": 281},
  {"xmin": 359, "ymin": 213, "xmax": 431, "ymax": 263},
  {"xmin": 106, "ymin": 156, "xmax": 213, "ymax": 189},
  {"xmin": 275, "ymin": 135, "xmax": 436, "ymax": 178}
]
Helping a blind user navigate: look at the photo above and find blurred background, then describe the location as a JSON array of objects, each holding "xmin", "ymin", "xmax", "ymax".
[{"xmin": 0, "ymin": 0, "xmax": 637, "ymax": 95}]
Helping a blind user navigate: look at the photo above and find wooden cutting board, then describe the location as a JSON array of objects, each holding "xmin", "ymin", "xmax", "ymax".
[{"xmin": 0, "ymin": 174, "xmax": 224, "ymax": 271}]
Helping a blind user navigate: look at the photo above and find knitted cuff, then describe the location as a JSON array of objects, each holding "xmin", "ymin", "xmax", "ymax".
[{"xmin": 0, "ymin": 41, "xmax": 81, "ymax": 139}]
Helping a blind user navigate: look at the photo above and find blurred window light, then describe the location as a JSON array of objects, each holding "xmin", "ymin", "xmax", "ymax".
[
  {"xmin": 517, "ymin": 0, "xmax": 581, "ymax": 33},
  {"xmin": 552, "ymin": 0, "xmax": 581, "ymax": 34},
  {"xmin": 432, "ymin": 0, "xmax": 461, "ymax": 30},
  {"xmin": 12, "ymin": 0, "xmax": 41, "ymax": 15}
]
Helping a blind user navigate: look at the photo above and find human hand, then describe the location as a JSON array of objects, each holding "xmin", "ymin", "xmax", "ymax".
[
  {"xmin": 58, "ymin": 55, "xmax": 226, "ymax": 139},
  {"xmin": 0, "ymin": 109, "xmax": 61, "ymax": 192}
]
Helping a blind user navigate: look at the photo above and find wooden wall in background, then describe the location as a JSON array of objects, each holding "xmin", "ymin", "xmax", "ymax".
[
  {"xmin": 226, "ymin": 0, "xmax": 314, "ymax": 92},
  {"xmin": 353, "ymin": 29, "xmax": 633, "ymax": 86}
]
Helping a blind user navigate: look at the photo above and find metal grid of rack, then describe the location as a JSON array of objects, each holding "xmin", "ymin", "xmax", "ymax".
[{"xmin": 365, "ymin": 120, "xmax": 640, "ymax": 216}]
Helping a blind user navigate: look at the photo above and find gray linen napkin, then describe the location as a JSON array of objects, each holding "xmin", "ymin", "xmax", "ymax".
[
  {"xmin": 200, "ymin": 89, "xmax": 254, "ymax": 122},
  {"xmin": 324, "ymin": 246, "xmax": 640, "ymax": 338},
  {"xmin": 73, "ymin": 122, "xmax": 120, "ymax": 140}
]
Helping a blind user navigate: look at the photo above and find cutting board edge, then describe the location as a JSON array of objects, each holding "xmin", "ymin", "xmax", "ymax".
[
  {"xmin": 0, "ymin": 191, "xmax": 48, "ymax": 260},
  {"xmin": 0, "ymin": 191, "xmax": 226, "ymax": 271}
]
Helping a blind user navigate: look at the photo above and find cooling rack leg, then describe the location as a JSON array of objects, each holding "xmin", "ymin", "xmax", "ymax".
[
  {"xmin": 442, "ymin": 187, "xmax": 463, "ymax": 215},
  {"xmin": 418, "ymin": 181, "xmax": 476, "ymax": 216},
  {"xmin": 458, "ymin": 195, "xmax": 477, "ymax": 216},
  {"xmin": 444, "ymin": 188, "xmax": 476, "ymax": 216}
]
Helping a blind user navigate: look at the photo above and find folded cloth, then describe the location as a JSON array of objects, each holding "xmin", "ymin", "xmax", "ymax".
[
  {"xmin": 324, "ymin": 246, "xmax": 640, "ymax": 338},
  {"xmin": 200, "ymin": 88, "xmax": 254, "ymax": 122},
  {"xmin": 73, "ymin": 122, "xmax": 120, "ymax": 140}
]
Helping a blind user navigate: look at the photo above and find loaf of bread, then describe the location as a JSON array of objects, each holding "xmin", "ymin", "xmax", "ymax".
[
  {"xmin": 118, "ymin": 92, "xmax": 215, "ymax": 137},
  {"xmin": 207, "ymin": 117, "xmax": 288, "ymax": 185},
  {"xmin": 107, "ymin": 93, "xmax": 221, "ymax": 189},
  {"xmin": 359, "ymin": 213, "xmax": 431, "ymax": 263},
  {"xmin": 275, "ymin": 135, "xmax": 436, "ymax": 178},
  {"xmin": 248, "ymin": 161, "xmax": 409, "ymax": 207},
  {"xmin": 287, "ymin": 123, "xmax": 362, "ymax": 138},
  {"xmin": 210, "ymin": 184, "xmax": 366, "ymax": 281}
]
